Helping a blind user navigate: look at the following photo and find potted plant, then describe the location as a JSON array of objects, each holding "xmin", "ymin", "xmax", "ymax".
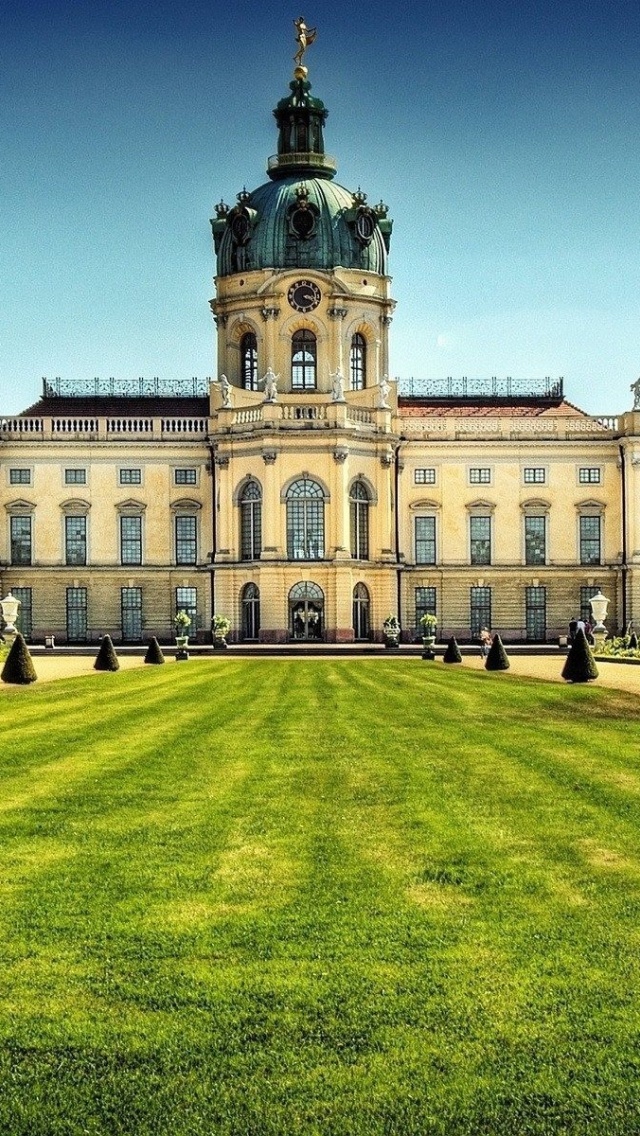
[
  {"xmin": 174, "ymin": 609, "xmax": 191, "ymax": 645},
  {"xmin": 419, "ymin": 612, "xmax": 437, "ymax": 659},
  {"xmin": 212, "ymin": 613, "xmax": 231, "ymax": 649},
  {"xmin": 383, "ymin": 614, "xmax": 401, "ymax": 649}
]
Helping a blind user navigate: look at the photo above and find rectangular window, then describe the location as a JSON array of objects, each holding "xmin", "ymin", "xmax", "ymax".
[
  {"xmin": 176, "ymin": 587, "xmax": 197, "ymax": 631},
  {"xmin": 414, "ymin": 468, "xmax": 436, "ymax": 485},
  {"xmin": 176, "ymin": 515, "xmax": 197, "ymax": 564},
  {"xmin": 469, "ymin": 468, "xmax": 491, "ymax": 485},
  {"xmin": 524, "ymin": 467, "xmax": 545, "ymax": 484},
  {"xmin": 13, "ymin": 587, "xmax": 33, "ymax": 641},
  {"xmin": 579, "ymin": 467, "xmax": 601, "ymax": 484},
  {"xmin": 525, "ymin": 586, "xmax": 546, "ymax": 642},
  {"xmin": 9, "ymin": 469, "xmax": 31, "ymax": 485},
  {"xmin": 65, "ymin": 516, "xmax": 87, "ymax": 566},
  {"xmin": 119, "ymin": 468, "xmax": 142, "ymax": 485},
  {"xmin": 121, "ymin": 587, "xmax": 143, "ymax": 642},
  {"xmin": 470, "ymin": 586, "xmax": 492, "ymax": 636},
  {"xmin": 120, "ymin": 515, "xmax": 142, "ymax": 565},
  {"xmin": 580, "ymin": 585, "xmax": 602, "ymax": 625},
  {"xmin": 579, "ymin": 515, "xmax": 601, "ymax": 565},
  {"xmin": 415, "ymin": 516, "xmax": 436, "ymax": 565},
  {"xmin": 66, "ymin": 587, "xmax": 87, "ymax": 642},
  {"xmin": 470, "ymin": 515, "xmax": 491, "ymax": 565},
  {"xmin": 175, "ymin": 468, "xmax": 197, "ymax": 486},
  {"xmin": 10, "ymin": 515, "xmax": 32, "ymax": 565},
  {"xmin": 524, "ymin": 515, "xmax": 546, "ymax": 565},
  {"xmin": 415, "ymin": 586, "xmax": 436, "ymax": 637},
  {"xmin": 65, "ymin": 468, "xmax": 86, "ymax": 485}
]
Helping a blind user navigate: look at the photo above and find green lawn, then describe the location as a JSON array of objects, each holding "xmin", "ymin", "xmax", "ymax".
[{"xmin": 1, "ymin": 659, "xmax": 640, "ymax": 1135}]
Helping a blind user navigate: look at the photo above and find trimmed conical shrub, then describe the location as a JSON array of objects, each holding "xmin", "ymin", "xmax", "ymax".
[
  {"xmin": 94, "ymin": 634, "xmax": 120, "ymax": 672},
  {"xmin": 485, "ymin": 633, "xmax": 510, "ymax": 671},
  {"xmin": 442, "ymin": 636, "xmax": 462, "ymax": 663},
  {"xmin": 1, "ymin": 633, "xmax": 37, "ymax": 684},
  {"xmin": 144, "ymin": 637, "xmax": 165, "ymax": 665},
  {"xmin": 562, "ymin": 628, "xmax": 598, "ymax": 683},
  {"xmin": 629, "ymin": 632, "xmax": 639, "ymax": 651}
]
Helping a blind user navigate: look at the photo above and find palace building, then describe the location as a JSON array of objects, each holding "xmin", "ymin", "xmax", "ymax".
[{"xmin": 1, "ymin": 46, "xmax": 638, "ymax": 646}]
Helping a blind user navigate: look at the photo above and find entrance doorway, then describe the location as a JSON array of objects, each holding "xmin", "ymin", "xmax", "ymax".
[{"xmin": 289, "ymin": 581, "xmax": 324, "ymax": 641}]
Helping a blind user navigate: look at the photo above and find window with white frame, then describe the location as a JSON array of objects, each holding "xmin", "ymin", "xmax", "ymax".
[
  {"xmin": 415, "ymin": 516, "xmax": 436, "ymax": 565},
  {"xmin": 469, "ymin": 467, "xmax": 491, "ymax": 485},
  {"xmin": 175, "ymin": 515, "xmax": 197, "ymax": 564},
  {"xmin": 414, "ymin": 468, "xmax": 436, "ymax": 485},
  {"xmin": 524, "ymin": 467, "xmax": 545, "ymax": 484},
  {"xmin": 579, "ymin": 467, "xmax": 601, "ymax": 485},
  {"xmin": 470, "ymin": 515, "xmax": 491, "ymax": 565},
  {"xmin": 579, "ymin": 514, "xmax": 601, "ymax": 565},
  {"xmin": 120, "ymin": 515, "xmax": 142, "ymax": 565},
  {"xmin": 9, "ymin": 469, "xmax": 31, "ymax": 485},
  {"xmin": 119, "ymin": 468, "xmax": 142, "ymax": 485},
  {"xmin": 175, "ymin": 468, "xmax": 197, "ymax": 486},
  {"xmin": 65, "ymin": 468, "xmax": 86, "ymax": 485},
  {"xmin": 524, "ymin": 515, "xmax": 546, "ymax": 565}
]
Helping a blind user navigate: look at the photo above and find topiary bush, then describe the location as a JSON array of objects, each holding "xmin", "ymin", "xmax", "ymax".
[
  {"xmin": 562, "ymin": 628, "xmax": 598, "ymax": 683},
  {"xmin": 94, "ymin": 634, "xmax": 120, "ymax": 672},
  {"xmin": 485, "ymin": 634, "xmax": 510, "ymax": 671},
  {"xmin": 144, "ymin": 637, "xmax": 165, "ymax": 665},
  {"xmin": 442, "ymin": 636, "xmax": 462, "ymax": 664},
  {"xmin": 1, "ymin": 633, "xmax": 37, "ymax": 684}
]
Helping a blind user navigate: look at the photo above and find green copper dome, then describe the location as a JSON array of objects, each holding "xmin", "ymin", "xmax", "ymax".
[{"xmin": 211, "ymin": 75, "xmax": 392, "ymax": 278}]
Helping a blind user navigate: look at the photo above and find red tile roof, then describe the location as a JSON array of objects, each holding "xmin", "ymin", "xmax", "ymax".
[
  {"xmin": 398, "ymin": 398, "xmax": 588, "ymax": 418},
  {"xmin": 19, "ymin": 396, "xmax": 210, "ymax": 418}
]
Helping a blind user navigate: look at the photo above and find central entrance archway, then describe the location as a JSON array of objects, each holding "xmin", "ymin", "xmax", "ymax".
[{"xmin": 289, "ymin": 581, "xmax": 324, "ymax": 641}]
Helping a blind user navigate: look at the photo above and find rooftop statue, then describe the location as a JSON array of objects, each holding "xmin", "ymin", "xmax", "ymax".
[
  {"xmin": 631, "ymin": 377, "xmax": 640, "ymax": 410},
  {"xmin": 294, "ymin": 17, "xmax": 317, "ymax": 69}
]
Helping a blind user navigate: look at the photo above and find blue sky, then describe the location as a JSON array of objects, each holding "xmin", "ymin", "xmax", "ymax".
[{"xmin": 1, "ymin": 0, "xmax": 639, "ymax": 414}]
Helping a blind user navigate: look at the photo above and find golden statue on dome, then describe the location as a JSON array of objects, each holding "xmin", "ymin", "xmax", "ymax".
[{"xmin": 293, "ymin": 17, "xmax": 317, "ymax": 73}]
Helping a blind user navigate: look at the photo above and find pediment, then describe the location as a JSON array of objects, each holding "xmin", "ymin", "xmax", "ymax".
[{"xmin": 4, "ymin": 497, "xmax": 35, "ymax": 514}]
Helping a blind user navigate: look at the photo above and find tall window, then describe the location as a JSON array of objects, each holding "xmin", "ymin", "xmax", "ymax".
[
  {"xmin": 176, "ymin": 515, "xmax": 197, "ymax": 565},
  {"xmin": 524, "ymin": 515, "xmax": 546, "ymax": 565},
  {"xmin": 350, "ymin": 334, "xmax": 366, "ymax": 390},
  {"xmin": 350, "ymin": 480, "xmax": 370, "ymax": 559},
  {"xmin": 470, "ymin": 516, "xmax": 491, "ymax": 565},
  {"xmin": 13, "ymin": 587, "xmax": 33, "ymax": 641},
  {"xmin": 415, "ymin": 587, "xmax": 437, "ymax": 633},
  {"xmin": 121, "ymin": 587, "xmax": 143, "ymax": 642},
  {"xmin": 120, "ymin": 515, "xmax": 142, "ymax": 565},
  {"xmin": 240, "ymin": 481, "xmax": 262, "ymax": 560},
  {"xmin": 66, "ymin": 587, "xmax": 87, "ymax": 642},
  {"xmin": 176, "ymin": 587, "xmax": 197, "ymax": 631},
  {"xmin": 352, "ymin": 583, "xmax": 370, "ymax": 640},
  {"xmin": 525, "ymin": 586, "xmax": 546, "ymax": 642},
  {"xmin": 579, "ymin": 515, "xmax": 601, "ymax": 565},
  {"xmin": 65, "ymin": 516, "xmax": 87, "ymax": 566},
  {"xmin": 470, "ymin": 586, "xmax": 492, "ymax": 636},
  {"xmin": 291, "ymin": 329, "xmax": 317, "ymax": 390},
  {"xmin": 10, "ymin": 516, "xmax": 32, "ymax": 565},
  {"xmin": 415, "ymin": 516, "xmax": 436, "ymax": 565},
  {"xmin": 242, "ymin": 583, "xmax": 261, "ymax": 641},
  {"xmin": 286, "ymin": 478, "xmax": 324, "ymax": 559},
  {"xmin": 241, "ymin": 332, "xmax": 259, "ymax": 390}
]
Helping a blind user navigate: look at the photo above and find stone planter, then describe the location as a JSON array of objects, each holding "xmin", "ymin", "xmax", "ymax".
[
  {"xmin": 175, "ymin": 634, "xmax": 189, "ymax": 661},
  {"xmin": 213, "ymin": 636, "xmax": 228, "ymax": 650},
  {"xmin": 422, "ymin": 635, "xmax": 436, "ymax": 660},
  {"xmin": 384, "ymin": 635, "xmax": 400, "ymax": 650}
]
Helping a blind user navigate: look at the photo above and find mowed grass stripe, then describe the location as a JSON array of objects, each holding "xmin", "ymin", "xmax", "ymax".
[{"xmin": 1, "ymin": 660, "xmax": 640, "ymax": 1134}]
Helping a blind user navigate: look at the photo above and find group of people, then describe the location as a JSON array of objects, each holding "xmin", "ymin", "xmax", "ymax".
[{"xmin": 568, "ymin": 617, "xmax": 594, "ymax": 645}]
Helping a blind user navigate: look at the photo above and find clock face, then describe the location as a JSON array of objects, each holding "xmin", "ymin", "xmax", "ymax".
[{"xmin": 288, "ymin": 279, "xmax": 321, "ymax": 313}]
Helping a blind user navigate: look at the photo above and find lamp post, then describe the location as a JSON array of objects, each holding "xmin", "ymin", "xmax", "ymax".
[
  {"xmin": 589, "ymin": 591, "xmax": 609, "ymax": 653},
  {"xmin": 0, "ymin": 592, "xmax": 21, "ymax": 642}
]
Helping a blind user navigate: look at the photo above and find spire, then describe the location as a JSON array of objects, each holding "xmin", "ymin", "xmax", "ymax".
[{"xmin": 267, "ymin": 21, "xmax": 337, "ymax": 181}]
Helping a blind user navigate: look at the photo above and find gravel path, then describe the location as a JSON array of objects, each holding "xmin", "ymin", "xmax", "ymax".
[{"xmin": 3, "ymin": 650, "xmax": 640, "ymax": 696}]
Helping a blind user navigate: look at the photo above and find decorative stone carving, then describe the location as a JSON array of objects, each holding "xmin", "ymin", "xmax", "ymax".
[
  {"xmin": 330, "ymin": 370, "xmax": 346, "ymax": 402},
  {"xmin": 214, "ymin": 454, "xmax": 230, "ymax": 468},
  {"xmin": 334, "ymin": 447, "xmax": 348, "ymax": 464},
  {"xmin": 327, "ymin": 307, "xmax": 348, "ymax": 320},
  {"xmin": 259, "ymin": 368, "xmax": 279, "ymax": 402},
  {"xmin": 378, "ymin": 375, "xmax": 391, "ymax": 409},
  {"xmin": 262, "ymin": 450, "xmax": 277, "ymax": 465},
  {"xmin": 261, "ymin": 306, "xmax": 280, "ymax": 321},
  {"xmin": 213, "ymin": 374, "xmax": 232, "ymax": 408}
]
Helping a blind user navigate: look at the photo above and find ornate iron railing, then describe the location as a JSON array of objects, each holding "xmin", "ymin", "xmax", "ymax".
[
  {"xmin": 398, "ymin": 377, "xmax": 564, "ymax": 400},
  {"xmin": 42, "ymin": 376, "xmax": 210, "ymax": 399}
]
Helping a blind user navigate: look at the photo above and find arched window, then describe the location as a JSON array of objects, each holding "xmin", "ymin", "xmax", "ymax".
[
  {"xmin": 286, "ymin": 477, "xmax": 324, "ymax": 559},
  {"xmin": 291, "ymin": 329, "xmax": 317, "ymax": 390},
  {"xmin": 350, "ymin": 333, "xmax": 366, "ymax": 391},
  {"xmin": 240, "ymin": 480, "xmax": 262, "ymax": 560},
  {"xmin": 353, "ymin": 583, "xmax": 371, "ymax": 641},
  {"xmin": 350, "ymin": 480, "xmax": 370, "ymax": 560},
  {"xmin": 242, "ymin": 583, "xmax": 260, "ymax": 641},
  {"xmin": 241, "ymin": 332, "xmax": 258, "ymax": 390}
]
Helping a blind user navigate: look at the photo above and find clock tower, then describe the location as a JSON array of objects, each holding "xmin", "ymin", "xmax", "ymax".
[{"xmin": 207, "ymin": 32, "xmax": 399, "ymax": 644}]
